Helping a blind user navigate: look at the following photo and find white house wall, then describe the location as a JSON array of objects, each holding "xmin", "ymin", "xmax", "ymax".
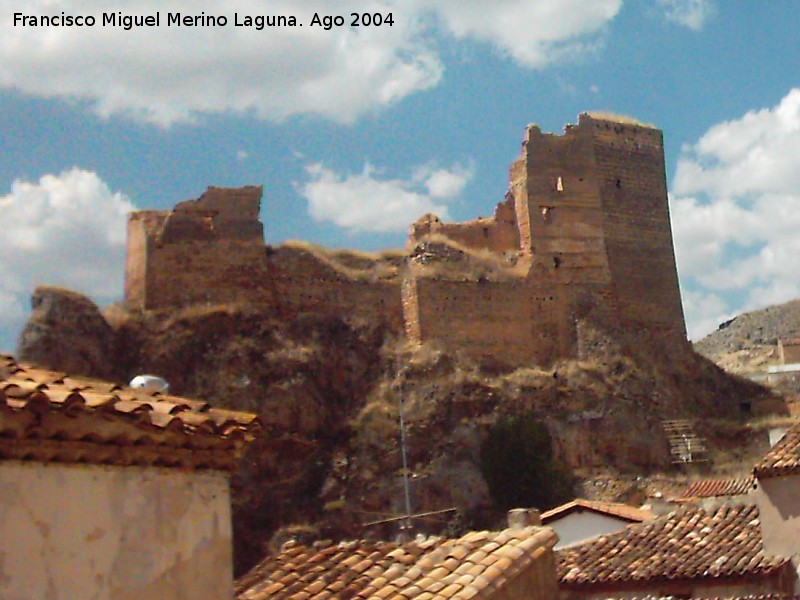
[
  {"xmin": 549, "ymin": 511, "xmax": 634, "ymax": 549},
  {"xmin": 755, "ymin": 473, "xmax": 800, "ymax": 584},
  {"xmin": 0, "ymin": 460, "xmax": 232, "ymax": 600}
]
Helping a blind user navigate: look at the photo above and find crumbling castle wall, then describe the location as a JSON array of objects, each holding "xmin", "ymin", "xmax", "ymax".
[
  {"xmin": 266, "ymin": 247, "xmax": 403, "ymax": 330},
  {"xmin": 408, "ymin": 194, "xmax": 519, "ymax": 255},
  {"xmin": 124, "ymin": 187, "xmax": 403, "ymax": 329},
  {"xmin": 124, "ymin": 113, "xmax": 687, "ymax": 368},
  {"xmin": 124, "ymin": 187, "xmax": 273, "ymax": 311},
  {"xmin": 402, "ymin": 277, "xmax": 566, "ymax": 365},
  {"xmin": 510, "ymin": 120, "xmax": 610, "ymax": 285}
]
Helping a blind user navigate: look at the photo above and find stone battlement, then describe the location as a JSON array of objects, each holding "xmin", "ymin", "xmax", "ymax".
[{"xmin": 124, "ymin": 113, "xmax": 687, "ymax": 366}]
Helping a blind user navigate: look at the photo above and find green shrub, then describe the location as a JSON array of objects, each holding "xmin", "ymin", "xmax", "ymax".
[{"xmin": 480, "ymin": 413, "xmax": 575, "ymax": 511}]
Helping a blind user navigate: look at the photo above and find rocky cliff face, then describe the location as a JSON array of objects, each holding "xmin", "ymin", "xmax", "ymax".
[
  {"xmin": 17, "ymin": 287, "xmax": 116, "ymax": 379},
  {"xmin": 16, "ymin": 289, "xmax": 775, "ymax": 575}
]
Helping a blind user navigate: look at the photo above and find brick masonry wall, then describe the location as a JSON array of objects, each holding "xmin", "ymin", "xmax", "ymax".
[
  {"xmin": 268, "ymin": 247, "xmax": 403, "ymax": 329},
  {"xmin": 408, "ymin": 195, "xmax": 519, "ymax": 255},
  {"xmin": 125, "ymin": 114, "xmax": 688, "ymax": 368},
  {"xmin": 124, "ymin": 211, "xmax": 162, "ymax": 310},
  {"xmin": 143, "ymin": 237, "xmax": 273, "ymax": 309},
  {"xmin": 124, "ymin": 189, "xmax": 402, "ymax": 330},
  {"xmin": 405, "ymin": 277, "xmax": 566, "ymax": 365},
  {"xmin": 588, "ymin": 116, "xmax": 687, "ymax": 340},
  {"xmin": 513, "ymin": 120, "xmax": 611, "ymax": 287}
]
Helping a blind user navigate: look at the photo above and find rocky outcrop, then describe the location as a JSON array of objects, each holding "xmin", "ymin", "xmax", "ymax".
[
  {"xmin": 13, "ymin": 287, "xmax": 778, "ymax": 577},
  {"xmin": 16, "ymin": 286, "xmax": 115, "ymax": 379}
]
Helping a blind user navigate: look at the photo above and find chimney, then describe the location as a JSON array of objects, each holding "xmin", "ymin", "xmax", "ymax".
[
  {"xmin": 507, "ymin": 508, "xmax": 541, "ymax": 529},
  {"xmin": 642, "ymin": 492, "xmax": 675, "ymax": 517}
]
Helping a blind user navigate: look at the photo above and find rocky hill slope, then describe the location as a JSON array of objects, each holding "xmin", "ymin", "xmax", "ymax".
[
  {"xmin": 17, "ymin": 286, "xmax": 775, "ymax": 575},
  {"xmin": 694, "ymin": 299, "xmax": 800, "ymax": 373}
]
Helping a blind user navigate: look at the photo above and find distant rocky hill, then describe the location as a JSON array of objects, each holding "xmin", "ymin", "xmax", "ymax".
[{"xmin": 694, "ymin": 299, "xmax": 800, "ymax": 373}]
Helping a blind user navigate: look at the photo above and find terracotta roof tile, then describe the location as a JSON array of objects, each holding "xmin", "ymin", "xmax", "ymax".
[
  {"xmin": 557, "ymin": 504, "xmax": 787, "ymax": 588},
  {"xmin": 678, "ymin": 477, "xmax": 755, "ymax": 499},
  {"xmin": 0, "ymin": 354, "xmax": 259, "ymax": 470},
  {"xmin": 755, "ymin": 423, "xmax": 800, "ymax": 478},
  {"xmin": 235, "ymin": 526, "xmax": 558, "ymax": 600},
  {"xmin": 541, "ymin": 498, "xmax": 653, "ymax": 524},
  {"xmin": 624, "ymin": 594, "xmax": 800, "ymax": 600}
]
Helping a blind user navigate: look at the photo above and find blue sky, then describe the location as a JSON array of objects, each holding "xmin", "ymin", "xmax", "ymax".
[{"xmin": 2, "ymin": 0, "xmax": 800, "ymax": 351}]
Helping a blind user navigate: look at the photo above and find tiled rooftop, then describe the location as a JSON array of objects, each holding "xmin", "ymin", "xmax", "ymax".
[
  {"xmin": 606, "ymin": 594, "xmax": 800, "ymax": 600},
  {"xmin": 0, "ymin": 354, "xmax": 259, "ymax": 470},
  {"xmin": 754, "ymin": 423, "xmax": 800, "ymax": 479},
  {"xmin": 558, "ymin": 504, "xmax": 787, "ymax": 588},
  {"xmin": 235, "ymin": 525, "xmax": 557, "ymax": 600},
  {"xmin": 678, "ymin": 476, "xmax": 755, "ymax": 499},
  {"xmin": 541, "ymin": 498, "xmax": 652, "ymax": 524}
]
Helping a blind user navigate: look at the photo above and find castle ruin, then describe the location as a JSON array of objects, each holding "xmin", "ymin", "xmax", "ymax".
[{"xmin": 124, "ymin": 113, "xmax": 687, "ymax": 367}]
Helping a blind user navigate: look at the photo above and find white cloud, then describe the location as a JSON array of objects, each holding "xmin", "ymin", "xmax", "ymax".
[
  {"xmin": 671, "ymin": 88, "xmax": 800, "ymax": 339},
  {"xmin": 0, "ymin": 169, "xmax": 134, "ymax": 346},
  {"xmin": 418, "ymin": 0, "xmax": 622, "ymax": 68},
  {"xmin": 657, "ymin": 0, "xmax": 716, "ymax": 30},
  {"xmin": 300, "ymin": 161, "xmax": 473, "ymax": 233},
  {"xmin": 0, "ymin": 0, "xmax": 622, "ymax": 126},
  {"xmin": 413, "ymin": 163, "xmax": 474, "ymax": 199},
  {"xmin": 680, "ymin": 288, "xmax": 731, "ymax": 341}
]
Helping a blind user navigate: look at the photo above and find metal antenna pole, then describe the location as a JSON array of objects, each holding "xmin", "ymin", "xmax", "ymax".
[{"xmin": 398, "ymin": 364, "xmax": 413, "ymax": 535}]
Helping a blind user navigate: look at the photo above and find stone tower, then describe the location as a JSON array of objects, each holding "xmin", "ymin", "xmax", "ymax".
[{"xmin": 509, "ymin": 113, "xmax": 686, "ymax": 341}]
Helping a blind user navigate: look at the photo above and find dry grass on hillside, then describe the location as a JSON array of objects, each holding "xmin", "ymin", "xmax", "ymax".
[
  {"xmin": 408, "ymin": 234, "xmax": 520, "ymax": 282},
  {"xmin": 281, "ymin": 240, "xmax": 405, "ymax": 282},
  {"xmin": 585, "ymin": 111, "xmax": 656, "ymax": 128},
  {"xmin": 160, "ymin": 302, "xmax": 251, "ymax": 329}
]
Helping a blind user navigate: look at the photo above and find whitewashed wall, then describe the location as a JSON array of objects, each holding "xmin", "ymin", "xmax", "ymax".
[{"xmin": 547, "ymin": 511, "xmax": 633, "ymax": 549}]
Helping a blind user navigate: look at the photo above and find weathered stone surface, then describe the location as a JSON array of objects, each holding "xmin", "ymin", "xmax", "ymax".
[
  {"xmin": 122, "ymin": 115, "xmax": 686, "ymax": 369},
  {"xmin": 404, "ymin": 113, "xmax": 687, "ymax": 366},
  {"xmin": 16, "ymin": 286, "xmax": 114, "ymax": 378}
]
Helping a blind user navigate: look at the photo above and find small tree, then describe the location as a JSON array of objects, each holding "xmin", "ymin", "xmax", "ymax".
[{"xmin": 480, "ymin": 413, "xmax": 575, "ymax": 512}]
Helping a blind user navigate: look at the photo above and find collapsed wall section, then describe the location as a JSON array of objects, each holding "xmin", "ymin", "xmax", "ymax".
[{"xmin": 408, "ymin": 194, "xmax": 520, "ymax": 255}]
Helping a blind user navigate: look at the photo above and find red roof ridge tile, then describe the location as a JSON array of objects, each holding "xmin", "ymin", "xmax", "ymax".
[
  {"xmin": 679, "ymin": 476, "xmax": 756, "ymax": 499},
  {"xmin": 0, "ymin": 355, "xmax": 260, "ymax": 470},
  {"xmin": 542, "ymin": 498, "xmax": 653, "ymax": 524}
]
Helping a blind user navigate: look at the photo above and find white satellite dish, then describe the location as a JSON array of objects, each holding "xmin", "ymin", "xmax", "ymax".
[{"xmin": 129, "ymin": 374, "xmax": 170, "ymax": 394}]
